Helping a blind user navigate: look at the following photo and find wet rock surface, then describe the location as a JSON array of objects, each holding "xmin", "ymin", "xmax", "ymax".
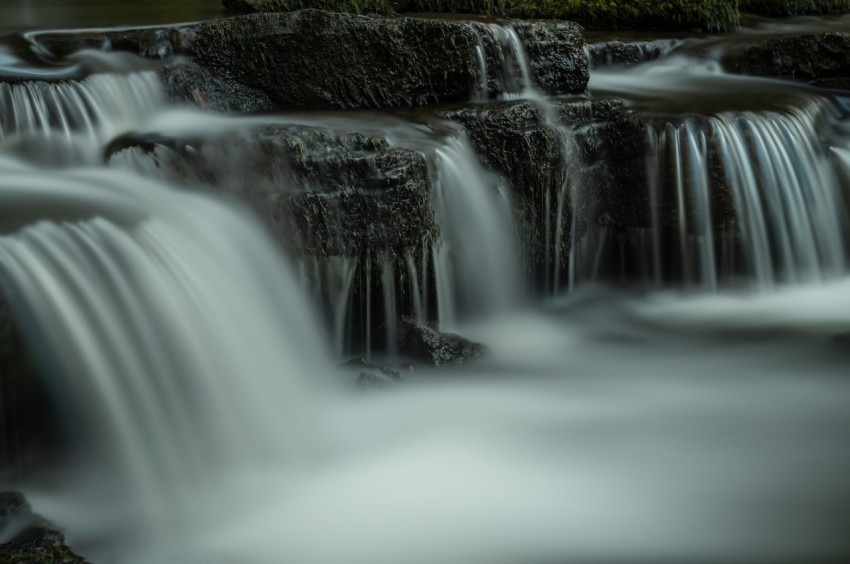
[
  {"xmin": 587, "ymin": 39, "xmax": 679, "ymax": 68},
  {"xmin": 192, "ymin": 10, "xmax": 480, "ymax": 109},
  {"xmin": 725, "ymin": 32, "xmax": 850, "ymax": 81},
  {"xmin": 108, "ymin": 127, "xmax": 436, "ymax": 257},
  {"xmin": 0, "ymin": 491, "xmax": 88, "ymax": 563},
  {"xmin": 341, "ymin": 357, "xmax": 402, "ymax": 380},
  {"xmin": 161, "ymin": 58, "xmax": 277, "ymax": 112},
  {"xmin": 397, "ymin": 316, "xmax": 485, "ymax": 367},
  {"xmin": 507, "ymin": 21, "xmax": 588, "ymax": 95},
  {"xmin": 189, "ymin": 10, "xmax": 588, "ymax": 110}
]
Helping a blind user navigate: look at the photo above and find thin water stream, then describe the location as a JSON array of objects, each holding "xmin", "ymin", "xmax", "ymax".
[{"xmin": 0, "ymin": 7, "xmax": 849, "ymax": 564}]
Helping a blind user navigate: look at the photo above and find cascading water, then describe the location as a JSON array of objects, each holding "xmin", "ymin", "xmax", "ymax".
[
  {"xmin": 590, "ymin": 55, "xmax": 850, "ymax": 290},
  {"xmin": 3, "ymin": 8, "xmax": 850, "ymax": 564}
]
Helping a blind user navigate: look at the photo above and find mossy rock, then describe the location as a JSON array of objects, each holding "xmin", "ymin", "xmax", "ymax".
[
  {"xmin": 223, "ymin": 0, "xmax": 395, "ymax": 15},
  {"xmin": 401, "ymin": 0, "xmax": 740, "ymax": 31},
  {"xmin": 740, "ymin": 0, "xmax": 850, "ymax": 16}
]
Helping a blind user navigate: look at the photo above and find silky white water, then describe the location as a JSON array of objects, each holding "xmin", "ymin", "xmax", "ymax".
[{"xmin": 2, "ymin": 15, "xmax": 850, "ymax": 564}]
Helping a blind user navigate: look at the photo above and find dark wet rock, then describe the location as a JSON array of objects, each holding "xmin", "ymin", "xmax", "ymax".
[
  {"xmin": 192, "ymin": 10, "xmax": 479, "ymax": 109},
  {"xmin": 397, "ymin": 316, "xmax": 485, "ymax": 367},
  {"xmin": 0, "ymin": 491, "xmax": 88, "ymax": 563},
  {"xmin": 224, "ymin": 0, "xmax": 394, "ymax": 15},
  {"xmin": 161, "ymin": 58, "xmax": 277, "ymax": 112},
  {"xmin": 725, "ymin": 32, "xmax": 850, "ymax": 81},
  {"xmin": 503, "ymin": 21, "xmax": 588, "ymax": 95},
  {"xmin": 190, "ymin": 10, "xmax": 587, "ymax": 110},
  {"xmin": 587, "ymin": 39, "xmax": 679, "ymax": 68},
  {"xmin": 341, "ymin": 358, "xmax": 402, "ymax": 380},
  {"xmin": 108, "ymin": 127, "xmax": 436, "ymax": 257},
  {"xmin": 740, "ymin": 0, "xmax": 850, "ymax": 17}
]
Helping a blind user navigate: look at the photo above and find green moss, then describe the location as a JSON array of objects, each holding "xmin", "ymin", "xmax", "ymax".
[
  {"xmin": 402, "ymin": 0, "xmax": 740, "ymax": 31},
  {"xmin": 740, "ymin": 0, "xmax": 850, "ymax": 15},
  {"xmin": 223, "ymin": 0, "xmax": 394, "ymax": 16}
]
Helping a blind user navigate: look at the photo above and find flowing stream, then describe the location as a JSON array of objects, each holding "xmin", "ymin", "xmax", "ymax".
[{"xmin": 1, "ymin": 7, "xmax": 850, "ymax": 564}]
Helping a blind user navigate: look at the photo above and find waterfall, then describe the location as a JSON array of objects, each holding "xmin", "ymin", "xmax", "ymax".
[
  {"xmin": 0, "ymin": 159, "xmax": 327, "ymax": 540},
  {"xmin": 645, "ymin": 98, "xmax": 848, "ymax": 289},
  {"xmin": 0, "ymin": 72, "xmax": 164, "ymax": 165}
]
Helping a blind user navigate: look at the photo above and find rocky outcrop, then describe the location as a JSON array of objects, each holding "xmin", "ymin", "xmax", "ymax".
[
  {"xmin": 108, "ymin": 127, "xmax": 437, "ymax": 257},
  {"xmin": 0, "ymin": 491, "xmax": 88, "ymax": 563},
  {"xmin": 224, "ymin": 0, "xmax": 394, "ymax": 15},
  {"xmin": 189, "ymin": 10, "xmax": 588, "ymax": 110},
  {"xmin": 725, "ymin": 33, "xmax": 850, "ymax": 81},
  {"xmin": 397, "ymin": 316, "xmax": 485, "ymax": 367}
]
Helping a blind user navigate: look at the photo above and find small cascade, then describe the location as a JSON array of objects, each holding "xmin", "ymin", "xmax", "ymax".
[
  {"xmin": 643, "ymin": 98, "xmax": 848, "ymax": 289},
  {"xmin": 645, "ymin": 120, "xmax": 719, "ymax": 290},
  {"xmin": 0, "ymin": 71, "xmax": 163, "ymax": 164},
  {"xmin": 473, "ymin": 22, "xmax": 587, "ymax": 295},
  {"xmin": 471, "ymin": 22, "xmax": 534, "ymax": 100},
  {"xmin": 428, "ymin": 132, "xmax": 520, "ymax": 326},
  {"xmin": 0, "ymin": 161, "xmax": 327, "ymax": 542}
]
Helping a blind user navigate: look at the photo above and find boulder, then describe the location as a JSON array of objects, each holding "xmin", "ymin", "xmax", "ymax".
[
  {"xmin": 397, "ymin": 316, "xmax": 485, "ymax": 366},
  {"xmin": 725, "ymin": 33, "xmax": 850, "ymax": 81},
  {"xmin": 190, "ymin": 10, "xmax": 588, "ymax": 110}
]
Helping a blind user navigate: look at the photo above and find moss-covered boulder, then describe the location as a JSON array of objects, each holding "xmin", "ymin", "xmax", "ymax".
[
  {"xmin": 725, "ymin": 32, "xmax": 850, "ymax": 81},
  {"xmin": 402, "ymin": 0, "xmax": 740, "ymax": 31},
  {"xmin": 740, "ymin": 0, "xmax": 850, "ymax": 16},
  {"xmin": 223, "ymin": 0, "xmax": 394, "ymax": 15},
  {"xmin": 190, "ymin": 10, "xmax": 588, "ymax": 110}
]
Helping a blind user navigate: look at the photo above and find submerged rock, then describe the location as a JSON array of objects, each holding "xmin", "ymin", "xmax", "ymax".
[
  {"xmin": 0, "ymin": 491, "xmax": 88, "ymax": 563},
  {"xmin": 397, "ymin": 316, "xmax": 485, "ymax": 367},
  {"xmin": 341, "ymin": 358, "xmax": 402, "ymax": 380},
  {"xmin": 725, "ymin": 32, "xmax": 850, "ymax": 81}
]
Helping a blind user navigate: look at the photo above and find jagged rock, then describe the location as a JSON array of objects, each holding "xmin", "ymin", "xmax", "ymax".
[
  {"xmin": 190, "ymin": 10, "xmax": 587, "ymax": 110},
  {"xmin": 397, "ymin": 316, "xmax": 485, "ymax": 367},
  {"xmin": 223, "ymin": 0, "xmax": 394, "ymax": 15},
  {"xmin": 725, "ymin": 33, "xmax": 850, "ymax": 81},
  {"xmin": 107, "ymin": 127, "xmax": 436, "ymax": 257},
  {"xmin": 0, "ymin": 491, "xmax": 88, "ymax": 563},
  {"xmin": 161, "ymin": 58, "xmax": 277, "ymax": 112}
]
